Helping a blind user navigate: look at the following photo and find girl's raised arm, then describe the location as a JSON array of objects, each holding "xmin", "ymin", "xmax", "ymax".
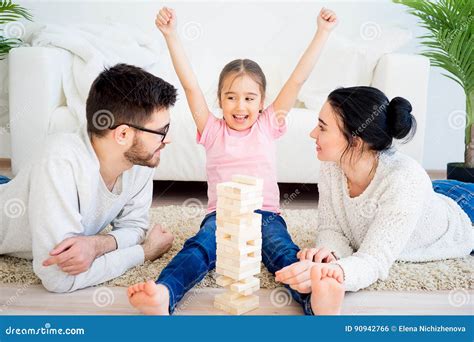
[
  {"xmin": 272, "ymin": 8, "xmax": 338, "ymax": 117},
  {"xmin": 156, "ymin": 7, "xmax": 210, "ymax": 134}
]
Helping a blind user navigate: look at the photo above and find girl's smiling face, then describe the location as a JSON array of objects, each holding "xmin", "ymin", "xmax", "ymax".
[
  {"xmin": 310, "ymin": 100, "xmax": 349, "ymax": 162},
  {"xmin": 219, "ymin": 73, "xmax": 264, "ymax": 131}
]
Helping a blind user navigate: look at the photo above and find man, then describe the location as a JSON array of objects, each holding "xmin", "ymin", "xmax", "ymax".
[{"xmin": 0, "ymin": 64, "xmax": 176, "ymax": 293}]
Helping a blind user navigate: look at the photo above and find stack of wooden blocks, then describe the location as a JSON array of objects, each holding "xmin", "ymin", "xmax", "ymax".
[{"xmin": 214, "ymin": 175, "xmax": 264, "ymax": 315}]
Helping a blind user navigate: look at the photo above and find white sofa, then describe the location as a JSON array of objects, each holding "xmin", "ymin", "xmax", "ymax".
[{"xmin": 8, "ymin": 46, "xmax": 429, "ymax": 182}]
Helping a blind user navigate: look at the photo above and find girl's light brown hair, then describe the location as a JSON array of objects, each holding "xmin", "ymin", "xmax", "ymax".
[{"xmin": 217, "ymin": 59, "xmax": 266, "ymax": 106}]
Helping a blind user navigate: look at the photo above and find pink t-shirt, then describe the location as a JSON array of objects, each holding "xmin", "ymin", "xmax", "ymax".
[{"xmin": 197, "ymin": 105, "xmax": 286, "ymax": 213}]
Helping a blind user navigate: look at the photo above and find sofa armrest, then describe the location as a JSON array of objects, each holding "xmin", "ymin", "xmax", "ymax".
[
  {"xmin": 9, "ymin": 47, "xmax": 72, "ymax": 174},
  {"xmin": 371, "ymin": 53, "xmax": 430, "ymax": 164}
]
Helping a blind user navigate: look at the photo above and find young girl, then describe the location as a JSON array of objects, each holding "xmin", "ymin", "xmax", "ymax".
[
  {"xmin": 127, "ymin": 6, "xmax": 338, "ymax": 315},
  {"xmin": 276, "ymin": 86, "xmax": 474, "ymax": 314}
]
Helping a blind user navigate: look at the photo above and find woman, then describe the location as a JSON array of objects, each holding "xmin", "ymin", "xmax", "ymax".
[{"xmin": 276, "ymin": 86, "xmax": 473, "ymax": 315}]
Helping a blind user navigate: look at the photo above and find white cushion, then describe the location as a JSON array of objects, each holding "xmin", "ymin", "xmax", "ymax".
[
  {"xmin": 48, "ymin": 106, "xmax": 78, "ymax": 134},
  {"xmin": 299, "ymin": 28, "xmax": 412, "ymax": 110}
]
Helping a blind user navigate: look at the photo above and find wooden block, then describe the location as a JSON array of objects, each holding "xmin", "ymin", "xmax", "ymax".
[
  {"xmin": 214, "ymin": 299, "xmax": 258, "ymax": 315},
  {"xmin": 214, "ymin": 293, "xmax": 259, "ymax": 315},
  {"xmin": 216, "ymin": 222, "xmax": 261, "ymax": 236},
  {"xmin": 216, "ymin": 213, "xmax": 261, "ymax": 228},
  {"xmin": 216, "ymin": 254, "xmax": 261, "ymax": 269},
  {"xmin": 216, "ymin": 259, "xmax": 260, "ymax": 273},
  {"xmin": 216, "ymin": 243, "xmax": 261, "ymax": 256},
  {"xmin": 216, "ymin": 182, "xmax": 259, "ymax": 195},
  {"xmin": 215, "ymin": 205, "xmax": 257, "ymax": 217},
  {"xmin": 217, "ymin": 190, "xmax": 262, "ymax": 201},
  {"xmin": 219, "ymin": 290, "xmax": 243, "ymax": 302},
  {"xmin": 239, "ymin": 284, "xmax": 260, "ymax": 296},
  {"xmin": 216, "ymin": 265, "xmax": 260, "ymax": 280},
  {"xmin": 215, "ymin": 275, "xmax": 234, "ymax": 287},
  {"xmin": 216, "ymin": 199, "xmax": 263, "ymax": 215},
  {"xmin": 216, "ymin": 236, "xmax": 262, "ymax": 249},
  {"xmin": 216, "ymin": 229, "xmax": 261, "ymax": 244},
  {"xmin": 216, "ymin": 249, "xmax": 261, "ymax": 262},
  {"xmin": 216, "ymin": 196, "xmax": 263, "ymax": 209},
  {"xmin": 232, "ymin": 175, "xmax": 264, "ymax": 189},
  {"xmin": 216, "ymin": 225, "xmax": 261, "ymax": 241},
  {"xmin": 230, "ymin": 277, "xmax": 260, "ymax": 293}
]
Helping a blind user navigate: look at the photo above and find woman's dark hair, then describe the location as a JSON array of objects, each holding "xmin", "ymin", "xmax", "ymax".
[
  {"xmin": 86, "ymin": 63, "xmax": 177, "ymax": 137},
  {"xmin": 327, "ymin": 86, "xmax": 416, "ymax": 162},
  {"xmin": 217, "ymin": 59, "xmax": 266, "ymax": 106}
]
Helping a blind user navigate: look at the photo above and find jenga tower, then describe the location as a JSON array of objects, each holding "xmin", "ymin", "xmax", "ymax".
[{"xmin": 214, "ymin": 175, "xmax": 264, "ymax": 315}]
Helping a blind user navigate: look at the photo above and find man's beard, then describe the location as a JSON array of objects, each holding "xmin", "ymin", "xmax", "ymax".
[{"xmin": 124, "ymin": 137, "xmax": 162, "ymax": 168}]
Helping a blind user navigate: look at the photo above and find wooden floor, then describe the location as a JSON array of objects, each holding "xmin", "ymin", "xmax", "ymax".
[
  {"xmin": 0, "ymin": 284, "xmax": 471, "ymax": 315},
  {"xmin": 1, "ymin": 159, "xmax": 461, "ymax": 316}
]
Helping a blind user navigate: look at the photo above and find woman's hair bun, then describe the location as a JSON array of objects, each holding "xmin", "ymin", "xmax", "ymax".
[{"xmin": 387, "ymin": 96, "xmax": 416, "ymax": 140}]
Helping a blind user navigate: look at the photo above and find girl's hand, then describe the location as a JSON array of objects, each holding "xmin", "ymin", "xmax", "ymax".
[
  {"xmin": 297, "ymin": 247, "xmax": 337, "ymax": 263},
  {"xmin": 317, "ymin": 7, "xmax": 338, "ymax": 33},
  {"xmin": 155, "ymin": 7, "xmax": 177, "ymax": 36}
]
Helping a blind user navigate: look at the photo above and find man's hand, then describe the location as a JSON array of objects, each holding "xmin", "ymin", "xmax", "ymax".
[
  {"xmin": 142, "ymin": 224, "xmax": 174, "ymax": 262},
  {"xmin": 316, "ymin": 7, "xmax": 338, "ymax": 33},
  {"xmin": 42, "ymin": 235, "xmax": 116, "ymax": 275},
  {"xmin": 297, "ymin": 247, "xmax": 336, "ymax": 263}
]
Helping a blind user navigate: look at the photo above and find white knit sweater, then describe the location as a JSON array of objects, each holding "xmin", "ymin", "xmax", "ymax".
[{"xmin": 315, "ymin": 150, "xmax": 473, "ymax": 292}]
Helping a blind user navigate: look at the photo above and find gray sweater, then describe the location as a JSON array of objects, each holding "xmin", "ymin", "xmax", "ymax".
[{"xmin": 0, "ymin": 126, "xmax": 154, "ymax": 292}]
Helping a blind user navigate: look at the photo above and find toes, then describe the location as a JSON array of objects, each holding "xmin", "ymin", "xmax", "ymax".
[
  {"xmin": 310, "ymin": 265, "xmax": 322, "ymax": 281},
  {"xmin": 144, "ymin": 280, "xmax": 158, "ymax": 296}
]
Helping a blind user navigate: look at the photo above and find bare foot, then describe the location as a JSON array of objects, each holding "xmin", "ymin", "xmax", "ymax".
[
  {"xmin": 142, "ymin": 224, "xmax": 174, "ymax": 261},
  {"xmin": 127, "ymin": 280, "xmax": 170, "ymax": 315},
  {"xmin": 310, "ymin": 264, "xmax": 345, "ymax": 315}
]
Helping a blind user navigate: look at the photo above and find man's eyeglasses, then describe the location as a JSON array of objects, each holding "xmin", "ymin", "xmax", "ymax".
[{"xmin": 110, "ymin": 123, "xmax": 170, "ymax": 142}]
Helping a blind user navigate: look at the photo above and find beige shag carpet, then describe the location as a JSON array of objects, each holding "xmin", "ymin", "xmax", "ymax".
[{"xmin": 0, "ymin": 206, "xmax": 472, "ymax": 291}]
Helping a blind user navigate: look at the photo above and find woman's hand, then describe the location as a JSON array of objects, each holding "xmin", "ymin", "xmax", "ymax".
[
  {"xmin": 275, "ymin": 261, "xmax": 344, "ymax": 293},
  {"xmin": 317, "ymin": 7, "xmax": 338, "ymax": 33},
  {"xmin": 155, "ymin": 7, "xmax": 177, "ymax": 36},
  {"xmin": 297, "ymin": 247, "xmax": 337, "ymax": 263},
  {"xmin": 275, "ymin": 260, "xmax": 315, "ymax": 293}
]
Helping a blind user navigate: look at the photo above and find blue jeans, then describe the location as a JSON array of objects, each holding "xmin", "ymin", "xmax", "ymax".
[
  {"xmin": 432, "ymin": 180, "xmax": 474, "ymax": 223},
  {"xmin": 0, "ymin": 175, "xmax": 10, "ymax": 184},
  {"xmin": 156, "ymin": 210, "xmax": 312, "ymax": 314}
]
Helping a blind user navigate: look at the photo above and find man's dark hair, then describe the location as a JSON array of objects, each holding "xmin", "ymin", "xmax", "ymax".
[{"xmin": 86, "ymin": 63, "xmax": 177, "ymax": 137}]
